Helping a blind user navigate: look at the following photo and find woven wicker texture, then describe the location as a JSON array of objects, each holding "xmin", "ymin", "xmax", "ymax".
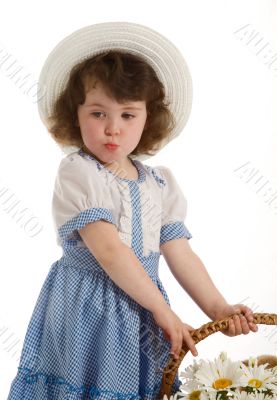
[{"xmin": 157, "ymin": 312, "xmax": 277, "ymax": 399}]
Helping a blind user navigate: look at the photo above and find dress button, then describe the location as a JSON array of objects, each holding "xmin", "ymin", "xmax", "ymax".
[{"xmin": 69, "ymin": 156, "xmax": 74, "ymax": 161}]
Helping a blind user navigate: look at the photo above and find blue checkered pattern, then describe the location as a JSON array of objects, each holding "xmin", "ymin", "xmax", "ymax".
[
  {"xmin": 160, "ymin": 221, "xmax": 192, "ymax": 245},
  {"xmin": 7, "ymin": 153, "xmax": 192, "ymax": 400},
  {"xmin": 58, "ymin": 207, "xmax": 116, "ymax": 244}
]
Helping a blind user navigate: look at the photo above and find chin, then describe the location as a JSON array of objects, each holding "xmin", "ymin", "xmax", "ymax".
[{"xmin": 98, "ymin": 152, "xmax": 120, "ymax": 165}]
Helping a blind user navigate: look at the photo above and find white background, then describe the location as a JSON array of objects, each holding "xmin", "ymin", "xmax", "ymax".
[{"xmin": 0, "ymin": 0, "xmax": 276, "ymax": 397}]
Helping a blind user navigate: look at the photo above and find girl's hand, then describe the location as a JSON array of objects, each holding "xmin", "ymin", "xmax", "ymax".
[
  {"xmin": 152, "ymin": 307, "xmax": 198, "ymax": 360},
  {"xmin": 213, "ymin": 303, "xmax": 258, "ymax": 336}
]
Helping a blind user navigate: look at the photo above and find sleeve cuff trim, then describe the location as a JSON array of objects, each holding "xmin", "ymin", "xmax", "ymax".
[
  {"xmin": 160, "ymin": 221, "xmax": 192, "ymax": 245},
  {"xmin": 58, "ymin": 207, "xmax": 116, "ymax": 243}
]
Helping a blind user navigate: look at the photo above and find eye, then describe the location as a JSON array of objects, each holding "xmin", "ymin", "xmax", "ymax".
[
  {"xmin": 90, "ymin": 112, "xmax": 105, "ymax": 118},
  {"xmin": 122, "ymin": 113, "xmax": 135, "ymax": 119}
]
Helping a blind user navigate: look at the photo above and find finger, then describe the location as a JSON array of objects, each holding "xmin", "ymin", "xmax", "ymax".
[
  {"xmin": 233, "ymin": 314, "xmax": 242, "ymax": 334},
  {"xmin": 239, "ymin": 314, "xmax": 250, "ymax": 334},
  {"xmin": 169, "ymin": 331, "xmax": 178, "ymax": 354},
  {"xmin": 227, "ymin": 318, "xmax": 236, "ymax": 336},
  {"xmin": 233, "ymin": 311, "xmax": 258, "ymax": 333},
  {"xmin": 239, "ymin": 305, "xmax": 254, "ymax": 322},
  {"xmin": 249, "ymin": 322, "xmax": 258, "ymax": 332},
  {"xmin": 171, "ymin": 332, "xmax": 183, "ymax": 359},
  {"xmin": 183, "ymin": 331, "xmax": 198, "ymax": 357}
]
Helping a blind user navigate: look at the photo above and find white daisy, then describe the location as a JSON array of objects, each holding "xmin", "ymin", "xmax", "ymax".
[
  {"xmin": 180, "ymin": 359, "xmax": 203, "ymax": 381},
  {"xmin": 194, "ymin": 354, "xmax": 244, "ymax": 391},
  {"xmin": 162, "ymin": 394, "xmax": 179, "ymax": 400},
  {"xmin": 271, "ymin": 366, "xmax": 277, "ymax": 378},
  {"xmin": 218, "ymin": 351, "xmax": 228, "ymax": 363},
  {"xmin": 199, "ymin": 391, "xmax": 221, "ymax": 400},
  {"xmin": 239, "ymin": 358, "xmax": 277, "ymax": 393},
  {"xmin": 231, "ymin": 388, "xmax": 255, "ymax": 400},
  {"xmin": 179, "ymin": 359, "xmax": 204, "ymax": 394},
  {"xmin": 179, "ymin": 380, "xmax": 202, "ymax": 394},
  {"xmin": 170, "ymin": 387, "xmax": 198, "ymax": 399},
  {"xmin": 169, "ymin": 389, "xmax": 211, "ymax": 400}
]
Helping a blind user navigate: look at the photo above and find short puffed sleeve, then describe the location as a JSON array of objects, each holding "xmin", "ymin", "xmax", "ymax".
[
  {"xmin": 157, "ymin": 166, "xmax": 192, "ymax": 245},
  {"xmin": 52, "ymin": 153, "xmax": 116, "ymax": 246}
]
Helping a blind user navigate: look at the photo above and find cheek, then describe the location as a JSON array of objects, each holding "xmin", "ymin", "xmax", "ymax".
[
  {"xmin": 132, "ymin": 116, "xmax": 147, "ymax": 129},
  {"xmin": 80, "ymin": 118, "xmax": 101, "ymax": 134}
]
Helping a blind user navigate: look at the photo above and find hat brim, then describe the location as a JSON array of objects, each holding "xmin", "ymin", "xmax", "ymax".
[{"xmin": 37, "ymin": 21, "xmax": 193, "ymax": 161}]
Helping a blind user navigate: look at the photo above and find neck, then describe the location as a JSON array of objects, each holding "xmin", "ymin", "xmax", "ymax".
[{"xmin": 81, "ymin": 144, "xmax": 100, "ymax": 161}]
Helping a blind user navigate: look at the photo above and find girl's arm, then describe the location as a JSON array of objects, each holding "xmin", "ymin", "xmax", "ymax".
[
  {"xmin": 160, "ymin": 237, "xmax": 258, "ymax": 335},
  {"xmin": 79, "ymin": 220, "xmax": 171, "ymax": 315},
  {"xmin": 160, "ymin": 237, "xmax": 228, "ymax": 320},
  {"xmin": 79, "ymin": 221, "xmax": 201, "ymax": 357}
]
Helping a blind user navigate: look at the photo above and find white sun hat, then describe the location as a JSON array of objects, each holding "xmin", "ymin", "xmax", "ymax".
[{"xmin": 37, "ymin": 21, "xmax": 193, "ymax": 161}]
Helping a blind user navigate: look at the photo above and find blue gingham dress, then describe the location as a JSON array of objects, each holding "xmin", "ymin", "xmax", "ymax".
[{"xmin": 7, "ymin": 148, "xmax": 192, "ymax": 400}]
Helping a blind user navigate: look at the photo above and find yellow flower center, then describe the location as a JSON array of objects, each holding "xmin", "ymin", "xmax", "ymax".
[
  {"xmin": 188, "ymin": 390, "xmax": 201, "ymax": 400},
  {"xmin": 212, "ymin": 378, "xmax": 232, "ymax": 389},
  {"xmin": 248, "ymin": 378, "xmax": 262, "ymax": 388}
]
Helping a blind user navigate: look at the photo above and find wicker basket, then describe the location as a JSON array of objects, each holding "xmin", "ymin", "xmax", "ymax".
[{"xmin": 157, "ymin": 312, "xmax": 277, "ymax": 399}]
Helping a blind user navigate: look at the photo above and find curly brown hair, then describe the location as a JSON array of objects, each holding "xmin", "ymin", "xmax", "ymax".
[{"xmin": 47, "ymin": 50, "xmax": 176, "ymax": 158}]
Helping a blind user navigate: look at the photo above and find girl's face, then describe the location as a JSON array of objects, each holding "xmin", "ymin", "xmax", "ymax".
[{"xmin": 77, "ymin": 82, "xmax": 147, "ymax": 168}]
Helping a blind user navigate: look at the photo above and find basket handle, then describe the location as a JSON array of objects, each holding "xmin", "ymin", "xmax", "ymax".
[{"xmin": 157, "ymin": 312, "xmax": 277, "ymax": 399}]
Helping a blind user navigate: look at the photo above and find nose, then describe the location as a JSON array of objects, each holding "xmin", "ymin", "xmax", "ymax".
[{"xmin": 105, "ymin": 116, "xmax": 120, "ymax": 136}]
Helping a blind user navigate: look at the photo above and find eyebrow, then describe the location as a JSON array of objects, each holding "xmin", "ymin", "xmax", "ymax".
[{"xmin": 85, "ymin": 103, "xmax": 143, "ymax": 110}]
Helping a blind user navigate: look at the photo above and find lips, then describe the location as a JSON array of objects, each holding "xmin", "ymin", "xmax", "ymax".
[{"xmin": 105, "ymin": 143, "xmax": 119, "ymax": 150}]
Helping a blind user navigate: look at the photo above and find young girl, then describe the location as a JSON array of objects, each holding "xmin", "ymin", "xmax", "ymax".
[{"xmin": 7, "ymin": 22, "xmax": 258, "ymax": 400}]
